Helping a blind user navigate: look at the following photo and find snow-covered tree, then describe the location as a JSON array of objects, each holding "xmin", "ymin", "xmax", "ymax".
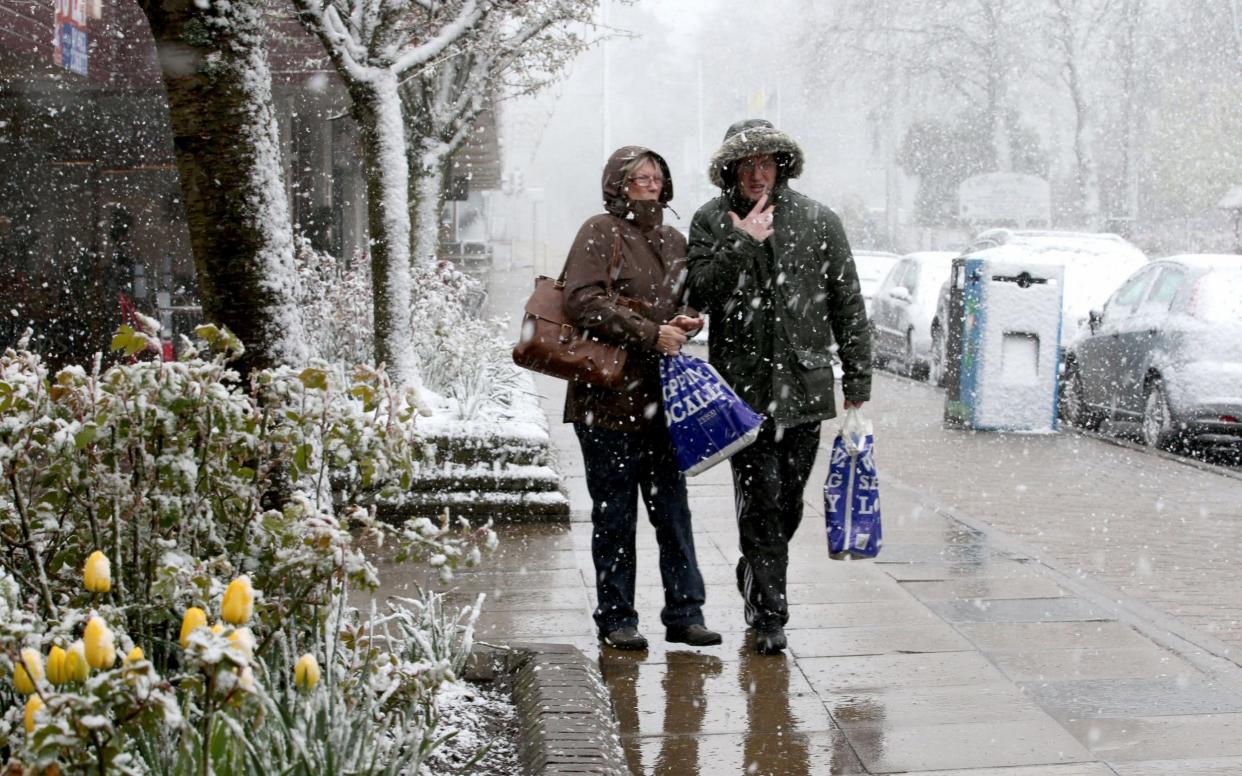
[
  {"xmin": 806, "ymin": 0, "xmax": 1040, "ymax": 174},
  {"xmin": 290, "ymin": 0, "xmax": 494, "ymax": 388},
  {"xmin": 1044, "ymin": 0, "xmax": 1113, "ymax": 229},
  {"xmin": 138, "ymin": 0, "xmax": 309, "ymax": 377},
  {"xmin": 400, "ymin": 0, "xmax": 596, "ymax": 266}
]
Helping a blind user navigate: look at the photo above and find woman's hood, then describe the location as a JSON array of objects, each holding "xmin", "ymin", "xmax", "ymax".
[{"xmin": 602, "ymin": 145, "xmax": 674, "ymax": 218}]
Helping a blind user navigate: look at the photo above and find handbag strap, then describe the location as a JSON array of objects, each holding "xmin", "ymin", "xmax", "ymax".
[{"xmin": 557, "ymin": 223, "xmax": 624, "ymax": 293}]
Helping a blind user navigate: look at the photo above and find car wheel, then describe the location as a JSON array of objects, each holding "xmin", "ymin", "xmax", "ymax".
[
  {"xmin": 907, "ymin": 330, "xmax": 930, "ymax": 381},
  {"xmin": 1060, "ymin": 366, "xmax": 1102, "ymax": 430},
  {"xmin": 1142, "ymin": 378, "xmax": 1178, "ymax": 450},
  {"xmin": 930, "ymin": 323, "xmax": 945, "ymax": 387}
]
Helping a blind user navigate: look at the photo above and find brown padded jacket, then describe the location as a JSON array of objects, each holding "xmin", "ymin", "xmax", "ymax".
[{"xmin": 561, "ymin": 146, "xmax": 690, "ymax": 433}]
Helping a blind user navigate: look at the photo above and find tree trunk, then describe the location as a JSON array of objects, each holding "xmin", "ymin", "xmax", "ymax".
[
  {"xmin": 409, "ymin": 140, "xmax": 450, "ymax": 267},
  {"xmin": 350, "ymin": 75, "xmax": 418, "ymax": 388},
  {"xmin": 138, "ymin": 0, "xmax": 308, "ymax": 378}
]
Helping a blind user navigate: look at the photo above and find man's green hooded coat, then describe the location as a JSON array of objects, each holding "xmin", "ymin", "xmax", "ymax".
[{"xmin": 686, "ymin": 120, "xmax": 871, "ymax": 427}]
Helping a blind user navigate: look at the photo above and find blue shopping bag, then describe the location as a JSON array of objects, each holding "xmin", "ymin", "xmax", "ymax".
[
  {"xmin": 660, "ymin": 353, "xmax": 764, "ymax": 476},
  {"xmin": 825, "ymin": 410, "xmax": 882, "ymax": 559}
]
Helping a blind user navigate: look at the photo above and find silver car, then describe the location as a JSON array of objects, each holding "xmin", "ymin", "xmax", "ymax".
[
  {"xmin": 1061, "ymin": 255, "xmax": 1242, "ymax": 453},
  {"xmin": 870, "ymin": 251, "xmax": 957, "ymax": 380},
  {"xmin": 852, "ymin": 250, "xmax": 900, "ymax": 317}
]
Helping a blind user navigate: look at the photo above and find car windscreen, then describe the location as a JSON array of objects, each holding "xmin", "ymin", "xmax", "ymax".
[
  {"xmin": 1192, "ymin": 270, "xmax": 1242, "ymax": 323},
  {"xmin": 854, "ymin": 255, "xmax": 898, "ymax": 295}
]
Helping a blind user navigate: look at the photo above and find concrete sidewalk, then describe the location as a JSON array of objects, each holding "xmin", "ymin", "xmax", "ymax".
[{"xmin": 379, "ymin": 262, "xmax": 1242, "ymax": 774}]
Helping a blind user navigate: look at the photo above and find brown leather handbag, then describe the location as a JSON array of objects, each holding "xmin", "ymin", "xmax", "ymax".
[{"xmin": 512, "ymin": 235, "xmax": 633, "ymax": 389}]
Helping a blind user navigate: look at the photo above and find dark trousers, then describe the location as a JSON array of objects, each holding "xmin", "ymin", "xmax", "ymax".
[
  {"xmin": 575, "ymin": 423, "xmax": 707, "ymax": 634},
  {"xmin": 729, "ymin": 420, "xmax": 821, "ymax": 631}
]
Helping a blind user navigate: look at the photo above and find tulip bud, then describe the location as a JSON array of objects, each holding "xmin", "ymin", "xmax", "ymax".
[
  {"xmin": 13, "ymin": 648, "xmax": 43, "ymax": 695},
  {"xmin": 83, "ymin": 550, "xmax": 111, "ymax": 594},
  {"xmin": 228, "ymin": 627, "xmax": 255, "ymax": 661},
  {"xmin": 180, "ymin": 607, "xmax": 207, "ymax": 648},
  {"xmin": 83, "ymin": 616, "xmax": 117, "ymax": 670},
  {"xmin": 125, "ymin": 646, "xmax": 144, "ymax": 664},
  {"xmin": 24, "ymin": 694, "xmax": 43, "ymax": 734},
  {"xmin": 65, "ymin": 641, "xmax": 90, "ymax": 682},
  {"xmin": 294, "ymin": 654, "xmax": 320, "ymax": 690},
  {"xmin": 220, "ymin": 576, "xmax": 254, "ymax": 625},
  {"xmin": 46, "ymin": 645, "xmax": 68, "ymax": 686}
]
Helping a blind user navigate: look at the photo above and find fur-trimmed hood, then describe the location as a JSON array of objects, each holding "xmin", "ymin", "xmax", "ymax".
[{"xmin": 708, "ymin": 119, "xmax": 805, "ymax": 190}]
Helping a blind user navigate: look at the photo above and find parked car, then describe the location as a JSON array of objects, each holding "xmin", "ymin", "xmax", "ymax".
[
  {"xmin": 929, "ymin": 229, "xmax": 1148, "ymax": 386},
  {"xmin": 1061, "ymin": 255, "xmax": 1242, "ymax": 453},
  {"xmin": 852, "ymin": 250, "xmax": 901, "ymax": 316},
  {"xmin": 870, "ymin": 251, "xmax": 957, "ymax": 380}
]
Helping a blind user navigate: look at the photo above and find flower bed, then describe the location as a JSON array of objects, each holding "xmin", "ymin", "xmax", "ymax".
[{"xmin": 0, "ymin": 323, "xmax": 497, "ymax": 773}]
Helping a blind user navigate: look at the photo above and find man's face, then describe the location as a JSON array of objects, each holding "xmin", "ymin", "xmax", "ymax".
[{"xmin": 736, "ymin": 154, "xmax": 777, "ymax": 202}]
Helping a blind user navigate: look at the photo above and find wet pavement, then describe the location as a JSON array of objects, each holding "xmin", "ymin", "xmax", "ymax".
[{"xmin": 376, "ymin": 261, "xmax": 1242, "ymax": 774}]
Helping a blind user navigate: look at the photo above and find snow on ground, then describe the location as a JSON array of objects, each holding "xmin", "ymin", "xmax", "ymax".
[{"xmin": 424, "ymin": 680, "xmax": 520, "ymax": 776}]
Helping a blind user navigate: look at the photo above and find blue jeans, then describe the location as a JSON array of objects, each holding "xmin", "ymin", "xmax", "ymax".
[{"xmin": 575, "ymin": 423, "xmax": 707, "ymax": 634}]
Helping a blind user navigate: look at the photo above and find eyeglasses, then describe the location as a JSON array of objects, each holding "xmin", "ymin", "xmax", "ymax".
[
  {"xmin": 738, "ymin": 159, "xmax": 776, "ymax": 174},
  {"xmin": 628, "ymin": 175, "xmax": 664, "ymax": 187}
]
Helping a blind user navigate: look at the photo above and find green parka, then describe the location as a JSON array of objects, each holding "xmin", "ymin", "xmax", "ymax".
[{"xmin": 686, "ymin": 120, "xmax": 871, "ymax": 427}]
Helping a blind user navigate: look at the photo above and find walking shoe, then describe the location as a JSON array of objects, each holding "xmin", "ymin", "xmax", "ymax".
[
  {"xmin": 754, "ymin": 626, "xmax": 787, "ymax": 655},
  {"xmin": 599, "ymin": 626, "xmax": 648, "ymax": 651},
  {"xmin": 665, "ymin": 623, "xmax": 723, "ymax": 646}
]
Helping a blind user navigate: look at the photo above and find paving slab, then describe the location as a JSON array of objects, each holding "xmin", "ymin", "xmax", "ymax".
[
  {"xmin": 844, "ymin": 717, "xmax": 1094, "ymax": 773},
  {"xmin": 1063, "ymin": 713, "xmax": 1242, "ymax": 761},
  {"xmin": 626, "ymin": 730, "xmax": 865, "ymax": 775},
  {"xmin": 1020, "ymin": 677, "xmax": 1242, "ymax": 718},
  {"xmin": 987, "ymin": 645, "xmax": 1198, "ymax": 682}
]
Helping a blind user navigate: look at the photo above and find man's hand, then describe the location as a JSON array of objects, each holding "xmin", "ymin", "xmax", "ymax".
[
  {"xmin": 844, "ymin": 399, "xmax": 865, "ymax": 410},
  {"xmin": 668, "ymin": 314, "xmax": 704, "ymax": 336},
  {"xmin": 728, "ymin": 194, "xmax": 775, "ymax": 242},
  {"xmin": 656, "ymin": 324, "xmax": 688, "ymax": 355}
]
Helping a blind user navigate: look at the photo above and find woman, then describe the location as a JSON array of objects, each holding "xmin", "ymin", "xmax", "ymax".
[{"xmin": 562, "ymin": 146, "xmax": 720, "ymax": 650}]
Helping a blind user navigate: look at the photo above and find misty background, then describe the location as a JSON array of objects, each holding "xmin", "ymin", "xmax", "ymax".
[{"xmin": 492, "ymin": 0, "xmax": 1242, "ymax": 275}]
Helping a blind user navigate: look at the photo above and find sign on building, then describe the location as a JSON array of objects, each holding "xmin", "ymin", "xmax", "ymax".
[
  {"xmin": 53, "ymin": 0, "xmax": 89, "ymax": 77},
  {"xmin": 959, "ymin": 172, "xmax": 1050, "ymax": 227}
]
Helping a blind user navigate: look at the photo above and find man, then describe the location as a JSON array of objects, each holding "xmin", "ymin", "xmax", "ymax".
[{"xmin": 686, "ymin": 119, "xmax": 871, "ymax": 654}]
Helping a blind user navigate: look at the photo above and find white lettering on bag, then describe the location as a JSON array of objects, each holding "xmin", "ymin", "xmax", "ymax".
[{"xmin": 666, "ymin": 365, "xmax": 728, "ymax": 423}]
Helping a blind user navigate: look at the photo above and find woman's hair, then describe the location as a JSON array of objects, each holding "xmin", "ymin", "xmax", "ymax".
[{"xmin": 618, "ymin": 152, "xmax": 661, "ymax": 195}]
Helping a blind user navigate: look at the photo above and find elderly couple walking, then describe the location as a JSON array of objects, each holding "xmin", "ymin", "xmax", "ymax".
[{"xmin": 561, "ymin": 120, "xmax": 872, "ymax": 655}]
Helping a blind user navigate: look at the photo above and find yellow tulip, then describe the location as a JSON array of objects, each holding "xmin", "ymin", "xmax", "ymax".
[
  {"xmin": 125, "ymin": 646, "xmax": 144, "ymax": 664},
  {"xmin": 83, "ymin": 550, "xmax": 111, "ymax": 594},
  {"xmin": 180, "ymin": 607, "xmax": 207, "ymax": 648},
  {"xmin": 13, "ymin": 648, "xmax": 43, "ymax": 695},
  {"xmin": 65, "ymin": 641, "xmax": 89, "ymax": 682},
  {"xmin": 24, "ymin": 694, "xmax": 43, "ymax": 734},
  {"xmin": 294, "ymin": 654, "xmax": 320, "ymax": 690},
  {"xmin": 220, "ymin": 576, "xmax": 254, "ymax": 625},
  {"xmin": 45, "ymin": 646, "xmax": 68, "ymax": 686},
  {"xmin": 228, "ymin": 627, "xmax": 255, "ymax": 661},
  {"xmin": 83, "ymin": 616, "xmax": 116, "ymax": 670}
]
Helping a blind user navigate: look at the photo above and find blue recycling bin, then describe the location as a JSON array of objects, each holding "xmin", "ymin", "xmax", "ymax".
[{"xmin": 943, "ymin": 257, "xmax": 1065, "ymax": 432}]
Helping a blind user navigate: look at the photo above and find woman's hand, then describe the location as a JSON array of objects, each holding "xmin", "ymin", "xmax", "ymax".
[
  {"xmin": 729, "ymin": 193, "xmax": 775, "ymax": 242},
  {"xmin": 656, "ymin": 324, "xmax": 688, "ymax": 355}
]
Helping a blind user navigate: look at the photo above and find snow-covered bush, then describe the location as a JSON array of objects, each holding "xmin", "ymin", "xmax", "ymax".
[
  {"xmin": 295, "ymin": 235, "xmax": 375, "ymax": 366},
  {"xmin": 0, "ymin": 321, "xmax": 497, "ymax": 771},
  {"xmin": 408, "ymin": 261, "xmax": 523, "ymax": 421},
  {"xmin": 296, "ymin": 237, "xmax": 524, "ymax": 423}
]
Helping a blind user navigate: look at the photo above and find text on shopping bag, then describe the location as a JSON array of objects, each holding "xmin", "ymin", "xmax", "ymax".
[{"xmin": 824, "ymin": 415, "xmax": 882, "ymax": 559}]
